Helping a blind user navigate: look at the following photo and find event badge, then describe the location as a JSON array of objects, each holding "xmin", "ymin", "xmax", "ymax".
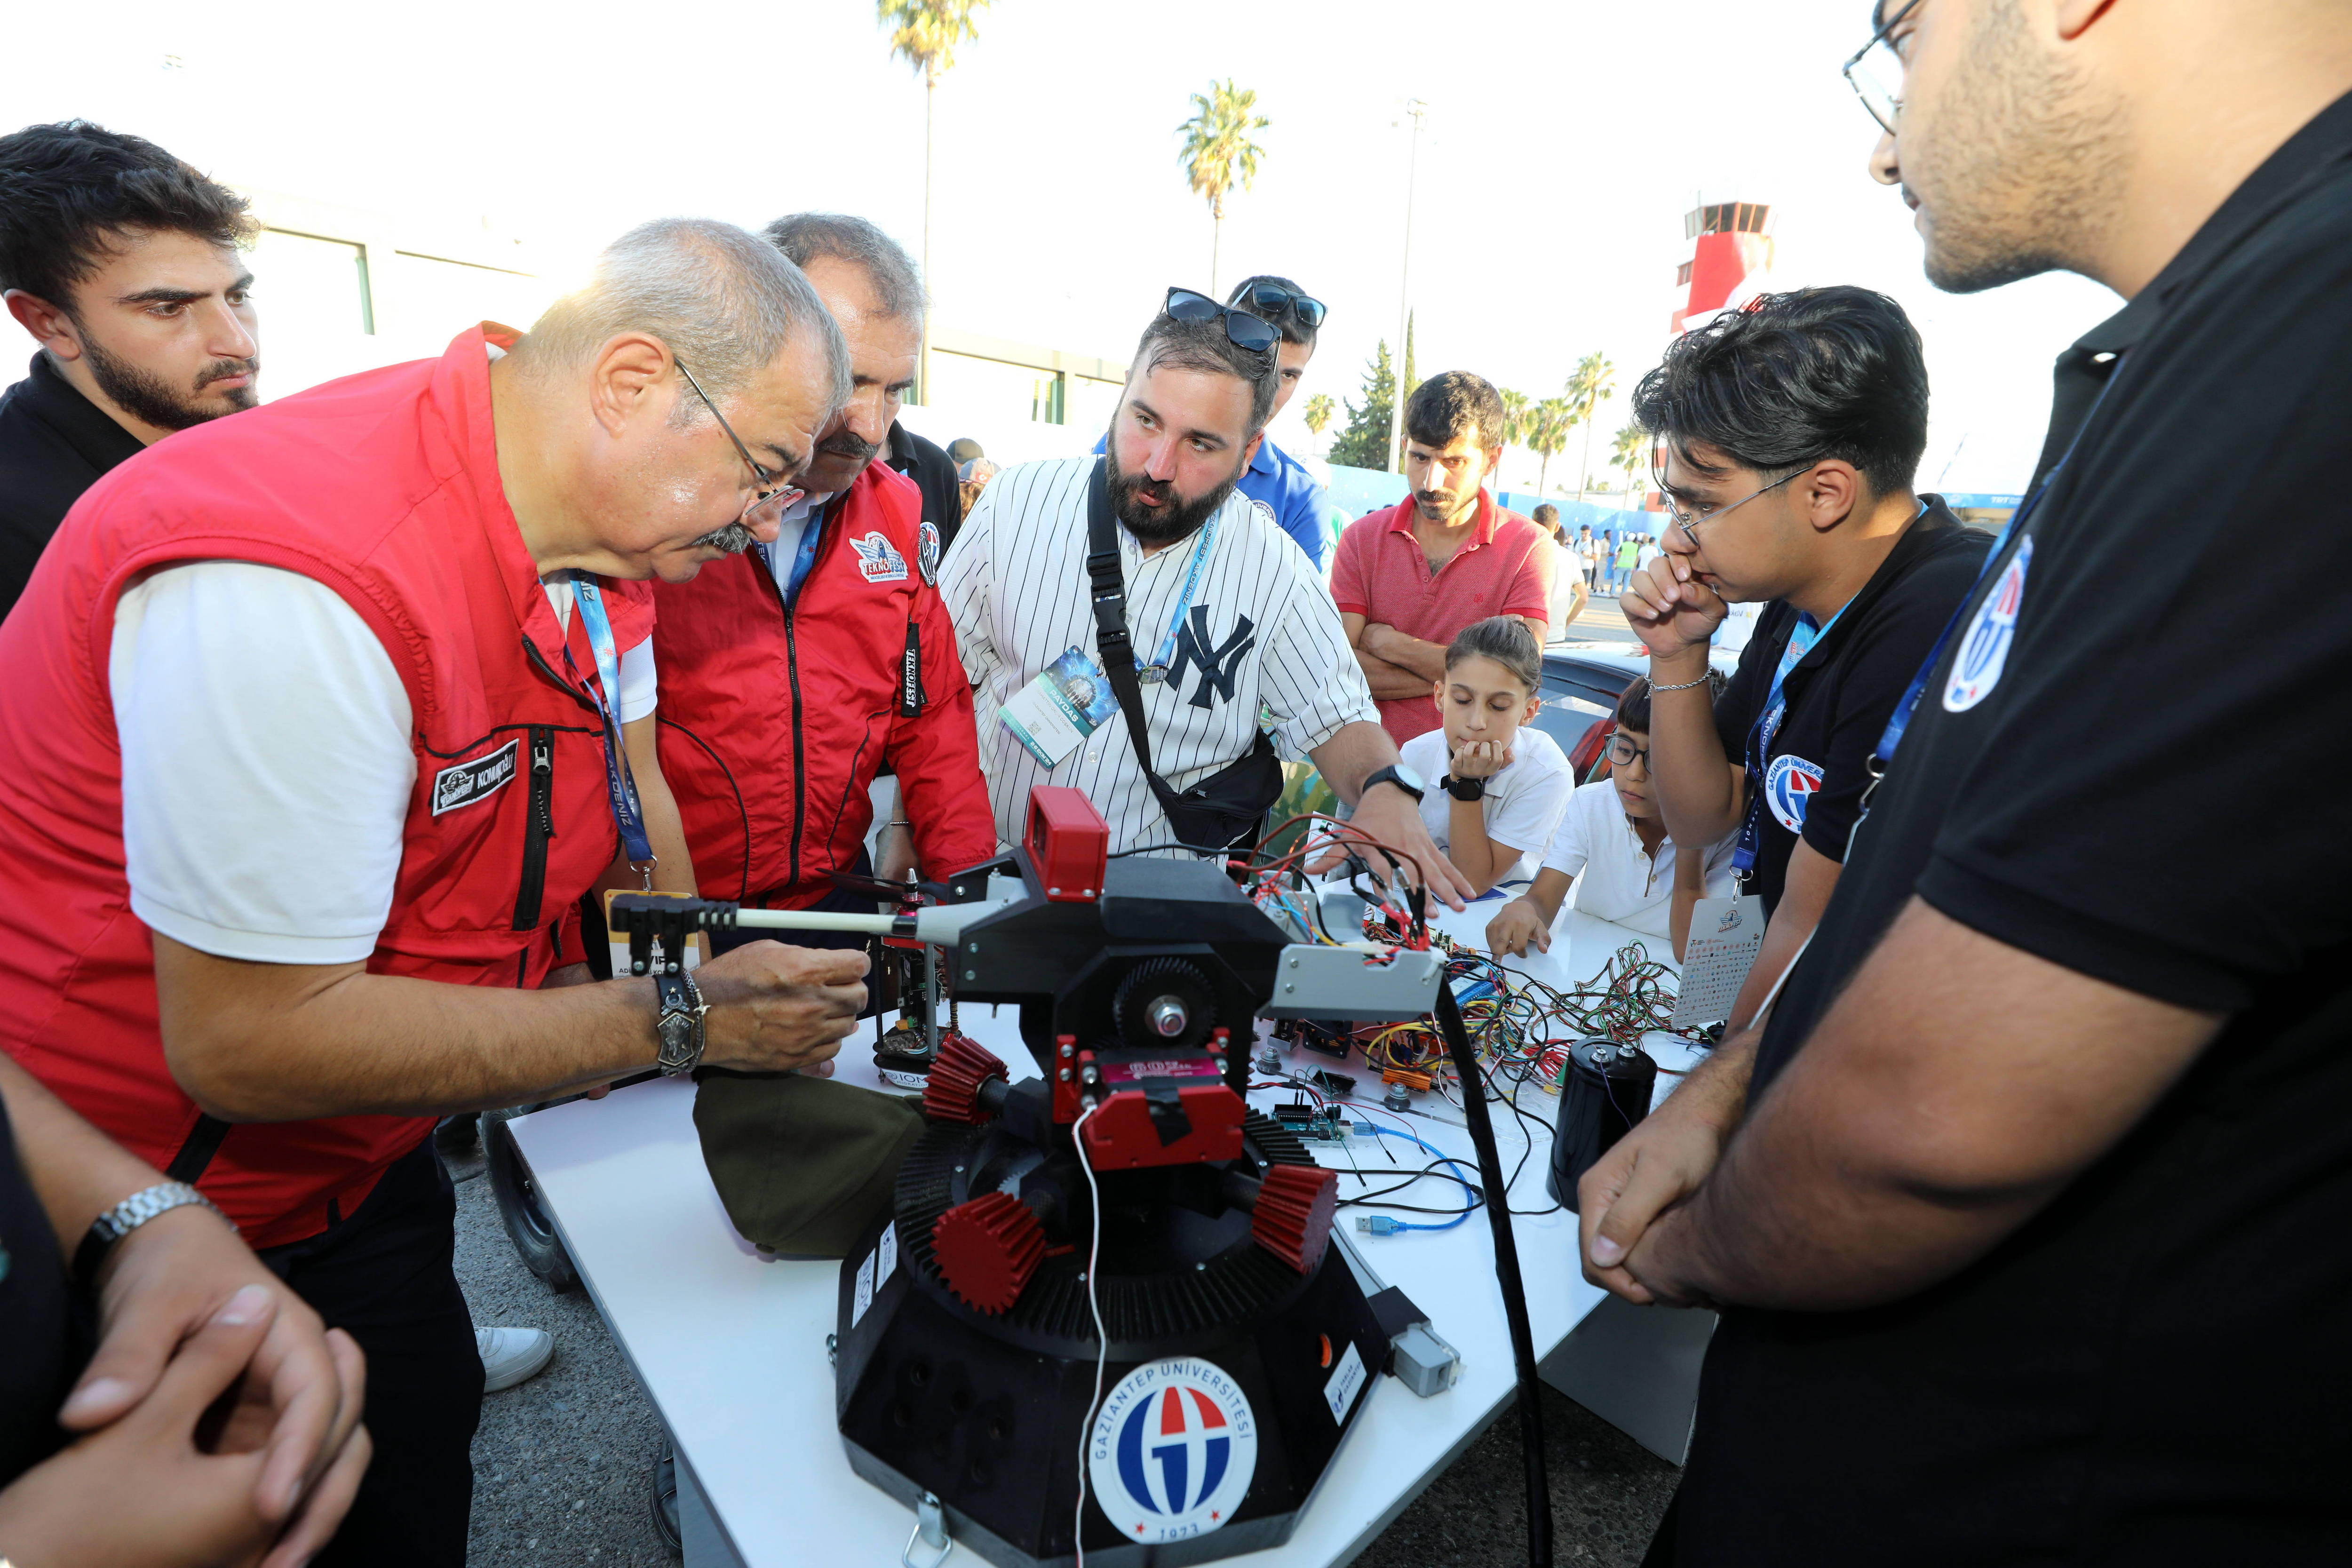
[
  {"xmin": 1669, "ymin": 894, "xmax": 1764, "ymax": 1030},
  {"xmin": 999, "ymin": 646, "xmax": 1119, "ymax": 769},
  {"xmin": 602, "ymin": 888, "xmax": 706, "ymax": 979}
]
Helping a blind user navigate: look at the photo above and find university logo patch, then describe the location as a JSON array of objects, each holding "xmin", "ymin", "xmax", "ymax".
[
  {"xmin": 917, "ymin": 520, "xmax": 942, "ymax": 586},
  {"xmin": 1944, "ymin": 536, "xmax": 2032, "ymax": 713},
  {"xmin": 851, "ymin": 531, "xmax": 909, "ymax": 584},
  {"xmin": 1764, "ymin": 754, "xmax": 1824, "ymax": 834},
  {"xmin": 430, "ymin": 739, "xmax": 519, "ymax": 817},
  {"xmin": 1248, "ymin": 498, "xmax": 1278, "ymax": 534},
  {"xmin": 1088, "ymin": 1357, "xmax": 1257, "ymax": 1544}
]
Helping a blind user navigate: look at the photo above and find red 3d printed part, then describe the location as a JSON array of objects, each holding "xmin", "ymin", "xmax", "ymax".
[
  {"xmin": 1023, "ymin": 786, "xmax": 1109, "ymax": 903},
  {"xmin": 922, "ymin": 1033, "xmax": 1006, "ymax": 1125},
  {"xmin": 1250, "ymin": 1162, "xmax": 1340, "ymax": 1274},
  {"xmin": 931, "ymin": 1191, "xmax": 1047, "ymax": 1314}
]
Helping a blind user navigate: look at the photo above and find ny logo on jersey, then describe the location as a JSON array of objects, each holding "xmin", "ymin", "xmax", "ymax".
[{"xmin": 1163, "ymin": 605, "xmax": 1257, "ymax": 710}]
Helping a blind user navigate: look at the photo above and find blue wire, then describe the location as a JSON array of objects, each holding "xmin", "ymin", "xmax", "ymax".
[{"xmin": 1356, "ymin": 1124, "xmax": 1479, "ymax": 1232}]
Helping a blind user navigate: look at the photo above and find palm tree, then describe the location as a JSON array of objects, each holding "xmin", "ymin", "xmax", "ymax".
[
  {"xmin": 1303, "ymin": 392, "xmax": 1335, "ymax": 439},
  {"xmin": 1610, "ymin": 421, "xmax": 1650, "ymax": 509},
  {"xmin": 1176, "ymin": 80, "xmax": 1271, "ymax": 295},
  {"xmin": 878, "ymin": 0, "xmax": 990, "ymax": 402},
  {"xmin": 1525, "ymin": 397, "xmax": 1577, "ymax": 497},
  {"xmin": 1563, "ymin": 351, "xmax": 1617, "ymax": 504},
  {"xmin": 1498, "ymin": 387, "xmax": 1532, "ymax": 464}
]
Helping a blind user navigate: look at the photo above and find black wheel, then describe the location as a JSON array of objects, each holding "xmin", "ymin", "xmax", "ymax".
[{"xmin": 484, "ymin": 1104, "xmax": 580, "ymax": 1292}]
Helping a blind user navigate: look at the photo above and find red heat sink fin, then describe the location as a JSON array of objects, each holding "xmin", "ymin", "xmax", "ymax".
[
  {"xmin": 1250, "ymin": 1163, "xmax": 1339, "ymax": 1274},
  {"xmin": 930, "ymin": 1191, "xmax": 1047, "ymax": 1314},
  {"xmin": 922, "ymin": 1032, "xmax": 1005, "ymax": 1125}
]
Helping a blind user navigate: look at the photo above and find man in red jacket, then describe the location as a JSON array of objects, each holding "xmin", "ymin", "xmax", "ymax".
[
  {"xmin": 654, "ymin": 213, "xmax": 995, "ymax": 929},
  {"xmin": 0, "ymin": 218, "xmax": 868, "ymax": 1567}
]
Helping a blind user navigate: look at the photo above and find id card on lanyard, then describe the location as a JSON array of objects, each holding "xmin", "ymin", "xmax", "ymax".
[{"xmin": 564, "ymin": 577, "xmax": 657, "ymax": 884}]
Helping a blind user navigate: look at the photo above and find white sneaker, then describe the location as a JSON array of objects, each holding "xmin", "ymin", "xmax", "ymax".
[{"xmin": 478, "ymin": 1326, "xmax": 555, "ymax": 1393}]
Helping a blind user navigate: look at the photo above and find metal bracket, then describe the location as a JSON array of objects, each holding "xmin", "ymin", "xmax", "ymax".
[
  {"xmin": 901, "ymin": 1491, "xmax": 953, "ymax": 1568},
  {"xmin": 1260, "ymin": 943, "xmax": 1445, "ymax": 1021}
]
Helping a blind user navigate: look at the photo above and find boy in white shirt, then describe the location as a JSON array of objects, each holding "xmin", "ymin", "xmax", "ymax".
[
  {"xmin": 1396, "ymin": 617, "xmax": 1574, "ymax": 897},
  {"xmin": 1486, "ymin": 672, "xmax": 1736, "ymax": 958}
]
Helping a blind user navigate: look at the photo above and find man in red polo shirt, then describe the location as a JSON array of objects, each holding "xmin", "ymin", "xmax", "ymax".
[
  {"xmin": 654, "ymin": 212, "xmax": 994, "ymax": 928},
  {"xmin": 1331, "ymin": 371, "xmax": 1552, "ymax": 745},
  {"xmin": 0, "ymin": 218, "xmax": 870, "ymax": 1567}
]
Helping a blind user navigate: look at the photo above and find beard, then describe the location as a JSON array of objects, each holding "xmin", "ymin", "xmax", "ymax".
[
  {"xmin": 79, "ymin": 333, "xmax": 258, "ymax": 431},
  {"xmin": 1909, "ymin": 0, "xmax": 2130, "ymax": 294},
  {"xmin": 1105, "ymin": 443, "xmax": 1245, "ymax": 547}
]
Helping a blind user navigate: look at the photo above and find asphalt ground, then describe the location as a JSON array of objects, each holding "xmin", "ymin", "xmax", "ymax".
[{"xmin": 448, "ymin": 1134, "xmax": 1676, "ymax": 1567}]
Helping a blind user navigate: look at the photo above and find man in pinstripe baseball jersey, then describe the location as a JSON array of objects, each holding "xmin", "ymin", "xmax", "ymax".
[{"xmin": 940, "ymin": 297, "xmax": 1471, "ymax": 904}]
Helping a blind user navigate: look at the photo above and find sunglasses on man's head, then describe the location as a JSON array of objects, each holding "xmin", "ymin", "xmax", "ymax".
[
  {"xmin": 1164, "ymin": 287, "xmax": 1281, "ymax": 356},
  {"xmin": 1231, "ymin": 280, "xmax": 1326, "ymax": 331}
]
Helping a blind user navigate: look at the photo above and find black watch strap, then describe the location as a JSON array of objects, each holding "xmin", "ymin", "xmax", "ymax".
[
  {"xmin": 1445, "ymin": 773, "xmax": 1486, "ymax": 802},
  {"xmin": 1362, "ymin": 764, "xmax": 1424, "ymax": 804}
]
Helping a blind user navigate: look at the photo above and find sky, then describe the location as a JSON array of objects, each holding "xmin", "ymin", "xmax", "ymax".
[{"xmin": 3, "ymin": 0, "xmax": 2123, "ymax": 495}]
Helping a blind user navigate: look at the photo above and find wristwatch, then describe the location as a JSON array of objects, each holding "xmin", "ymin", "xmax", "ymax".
[
  {"xmin": 74, "ymin": 1181, "xmax": 230, "ymax": 1289},
  {"xmin": 654, "ymin": 970, "xmax": 708, "ymax": 1076},
  {"xmin": 1362, "ymin": 763, "xmax": 1426, "ymax": 804},
  {"xmin": 1444, "ymin": 773, "xmax": 1486, "ymax": 802}
]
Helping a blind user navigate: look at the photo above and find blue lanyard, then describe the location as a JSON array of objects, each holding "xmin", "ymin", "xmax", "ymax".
[
  {"xmin": 1867, "ymin": 366, "xmax": 2125, "ymax": 778},
  {"xmin": 1731, "ymin": 601, "xmax": 1846, "ymax": 874},
  {"xmin": 564, "ymin": 577, "xmax": 655, "ymax": 872},
  {"xmin": 1139, "ymin": 512, "xmax": 1221, "ymax": 680},
  {"xmin": 753, "ymin": 495, "xmax": 828, "ymax": 607}
]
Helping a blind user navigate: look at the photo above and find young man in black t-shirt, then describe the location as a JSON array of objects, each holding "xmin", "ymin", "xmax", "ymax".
[
  {"xmin": 1582, "ymin": 289, "xmax": 1987, "ymax": 1281},
  {"xmin": 1599, "ymin": 7, "xmax": 2352, "ymax": 1566}
]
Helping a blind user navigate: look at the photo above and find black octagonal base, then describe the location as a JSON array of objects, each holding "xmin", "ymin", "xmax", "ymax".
[{"xmin": 834, "ymin": 1217, "xmax": 1386, "ymax": 1568}]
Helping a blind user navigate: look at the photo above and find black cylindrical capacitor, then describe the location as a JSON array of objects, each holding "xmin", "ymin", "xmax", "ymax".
[{"xmin": 1547, "ymin": 1037, "xmax": 1659, "ymax": 1211}]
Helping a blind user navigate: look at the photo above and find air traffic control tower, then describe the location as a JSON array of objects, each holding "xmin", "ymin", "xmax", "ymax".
[{"xmin": 1670, "ymin": 197, "xmax": 1776, "ymax": 335}]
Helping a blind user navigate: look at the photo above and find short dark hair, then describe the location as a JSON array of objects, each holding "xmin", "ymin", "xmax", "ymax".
[
  {"xmin": 0, "ymin": 121, "xmax": 253, "ymax": 315},
  {"xmin": 1405, "ymin": 371, "xmax": 1506, "ymax": 453},
  {"xmin": 1630, "ymin": 286, "xmax": 1929, "ymax": 497},
  {"xmin": 1446, "ymin": 616, "xmax": 1542, "ymax": 692},
  {"xmin": 1130, "ymin": 308, "xmax": 1278, "ymax": 434},
  {"xmin": 1614, "ymin": 669, "xmax": 1725, "ymax": 732},
  {"xmin": 760, "ymin": 212, "xmax": 924, "ymax": 323},
  {"xmin": 1531, "ymin": 503, "xmax": 1559, "ymax": 526},
  {"xmin": 1224, "ymin": 273, "xmax": 1319, "ymax": 349}
]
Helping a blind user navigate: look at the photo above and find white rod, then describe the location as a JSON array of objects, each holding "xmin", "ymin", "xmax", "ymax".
[{"xmin": 731, "ymin": 910, "xmax": 900, "ymax": 934}]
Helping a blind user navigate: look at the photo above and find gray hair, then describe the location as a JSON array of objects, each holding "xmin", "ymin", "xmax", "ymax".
[
  {"xmin": 761, "ymin": 213, "xmax": 926, "ymax": 324},
  {"xmin": 519, "ymin": 217, "xmax": 850, "ymax": 418}
]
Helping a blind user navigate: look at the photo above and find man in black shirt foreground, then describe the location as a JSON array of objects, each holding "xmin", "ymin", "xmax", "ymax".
[
  {"xmin": 1599, "ymin": 4, "xmax": 2352, "ymax": 1564},
  {"xmin": 1616, "ymin": 287, "xmax": 1986, "ymax": 1068},
  {"xmin": 0, "ymin": 121, "xmax": 260, "ymax": 619}
]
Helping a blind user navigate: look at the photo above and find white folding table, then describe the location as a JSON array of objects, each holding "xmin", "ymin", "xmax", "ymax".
[{"xmin": 510, "ymin": 903, "xmax": 1712, "ymax": 1568}]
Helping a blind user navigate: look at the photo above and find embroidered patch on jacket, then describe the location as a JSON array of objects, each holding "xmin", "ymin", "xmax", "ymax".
[
  {"xmin": 430, "ymin": 739, "xmax": 520, "ymax": 816},
  {"xmin": 917, "ymin": 520, "xmax": 941, "ymax": 585},
  {"xmin": 852, "ymin": 531, "xmax": 910, "ymax": 584}
]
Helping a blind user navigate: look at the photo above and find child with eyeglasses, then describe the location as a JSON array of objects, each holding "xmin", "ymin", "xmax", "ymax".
[{"xmin": 1486, "ymin": 671, "xmax": 1738, "ymax": 960}]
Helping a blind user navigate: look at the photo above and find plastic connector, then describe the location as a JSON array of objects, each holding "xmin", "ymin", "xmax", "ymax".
[{"xmin": 1356, "ymin": 1215, "xmax": 1406, "ymax": 1235}]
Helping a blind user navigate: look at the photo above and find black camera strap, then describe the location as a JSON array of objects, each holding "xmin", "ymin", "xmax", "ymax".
[{"xmin": 1083, "ymin": 458, "xmax": 1189, "ymax": 820}]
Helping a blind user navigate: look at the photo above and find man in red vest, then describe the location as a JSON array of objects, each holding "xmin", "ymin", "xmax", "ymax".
[
  {"xmin": 0, "ymin": 218, "xmax": 869, "ymax": 1567},
  {"xmin": 654, "ymin": 213, "xmax": 995, "ymax": 923}
]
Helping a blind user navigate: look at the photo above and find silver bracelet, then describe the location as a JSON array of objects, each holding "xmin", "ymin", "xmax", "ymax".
[
  {"xmin": 1649, "ymin": 669, "xmax": 1714, "ymax": 692},
  {"xmin": 75, "ymin": 1181, "xmax": 231, "ymax": 1286}
]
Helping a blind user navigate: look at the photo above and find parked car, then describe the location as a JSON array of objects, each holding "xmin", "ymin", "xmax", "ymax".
[{"xmin": 1528, "ymin": 640, "xmax": 1741, "ymax": 784}]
